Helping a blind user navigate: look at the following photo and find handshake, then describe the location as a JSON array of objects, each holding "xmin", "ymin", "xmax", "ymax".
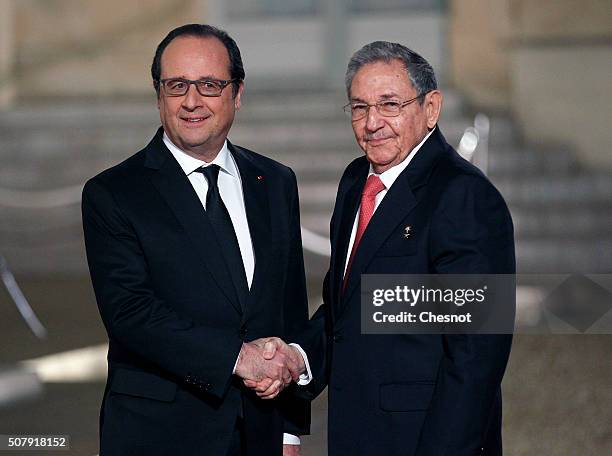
[{"xmin": 235, "ymin": 337, "xmax": 306, "ymax": 399}]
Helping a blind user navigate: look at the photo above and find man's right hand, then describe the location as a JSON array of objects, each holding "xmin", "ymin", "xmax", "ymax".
[
  {"xmin": 234, "ymin": 340, "xmax": 298, "ymax": 395},
  {"xmin": 242, "ymin": 337, "xmax": 306, "ymax": 398}
]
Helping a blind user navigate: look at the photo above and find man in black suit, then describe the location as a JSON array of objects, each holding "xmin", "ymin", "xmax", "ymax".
[
  {"xmin": 82, "ymin": 24, "xmax": 310, "ymax": 456},
  {"xmin": 252, "ymin": 42, "xmax": 515, "ymax": 455}
]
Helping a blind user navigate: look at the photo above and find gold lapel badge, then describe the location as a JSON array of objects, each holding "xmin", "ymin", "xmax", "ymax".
[{"xmin": 404, "ymin": 226, "xmax": 412, "ymax": 238}]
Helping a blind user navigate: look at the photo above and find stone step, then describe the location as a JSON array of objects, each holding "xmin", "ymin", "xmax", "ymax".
[
  {"xmin": 517, "ymin": 238, "xmax": 612, "ymax": 273},
  {"xmin": 0, "ymin": 115, "xmax": 486, "ymax": 158},
  {"xmin": 239, "ymin": 89, "xmax": 465, "ymax": 121},
  {"xmin": 0, "ymin": 126, "xmax": 158, "ymax": 160},
  {"xmin": 292, "ymin": 216, "xmax": 611, "ymax": 276},
  {"xmin": 0, "ymin": 90, "xmax": 465, "ymax": 126},
  {"xmin": 301, "ymin": 215, "xmax": 612, "ymax": 274},
  {"xmin": 4, "ymin": 197, "xmax": 610, "ymax": 241},
  {"xmin": 512, "ymin": 206, "xmax": 612, "ymax": 237},
  {"xmin": 0, "ymin": 156, "xmax": 123, "ymax": 190},
  {"xmin": 487, "ymin": 146, "xmax": 578, "ymax": 176},
  {"xmin": 230, "ymin": 116, "xmax": 514, "ymax": 149},
  {"xmin": 493, "ymin": 175, "xmax": 612, "ymax": 205},
  {"xmin": 300, "ymin": 205, "xmax": 612, "ymax": 239},
  {"xmin": 245, "ymin": 139, "xmax": 575, "ymax": 168},
  {"xmin": 8, "ymin": 193, "xmax": 607, "ymax": 233},
  {"xmin": 0, "ymin": 238, "xmax": 87, "ymax": 275},
  {"xmin": 0, "ymin": 101, "xmax": 158, "ymax": 128},
  {"xmin": 0, "ymin": 143, "xmax": 581, "ymax": 193},
  {"xmin": 296, "ymin": 173, "xmax": 612, "ymax": 211},
  {"xmin": 4, "ymin": 151, "xmax": 576, "ymax": 196},
  {"xmin": 289, "ymin": 150, "xmax": 579, "ymax": 183},
  {"xmin": 0, "ymin": 96, "xmax": 513, "ymax": 160},
  {"xmin": 2, "ymin": 221, "xmax": 609, "ymax": 276},
  {"xmin": 3, "ymin": 216, "xmax": 609, "ymax": 276}
]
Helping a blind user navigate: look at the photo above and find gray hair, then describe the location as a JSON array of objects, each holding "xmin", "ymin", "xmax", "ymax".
[{"xmin": 345, "ymin": 41, "xmax": 437, "ymax": 103}]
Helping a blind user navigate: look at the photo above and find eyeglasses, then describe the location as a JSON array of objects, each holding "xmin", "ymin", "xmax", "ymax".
[
  {"xmin": 157, "ymin": 78, "xmax": 239, "ymax": 97},
  {"xmin": 343, "ymin": 94, "xmax": 425, "ymax": 121}
]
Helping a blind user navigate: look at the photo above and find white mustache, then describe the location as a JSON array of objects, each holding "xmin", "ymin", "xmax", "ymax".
[{"xmin": 364, "ymin": 133, "xmax": 392, "ymax": 141}]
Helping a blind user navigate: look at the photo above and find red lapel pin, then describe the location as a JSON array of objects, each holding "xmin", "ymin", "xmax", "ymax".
[{"xmin": 257, "ymin": 175, "xmax": 264, "ymax": 181}]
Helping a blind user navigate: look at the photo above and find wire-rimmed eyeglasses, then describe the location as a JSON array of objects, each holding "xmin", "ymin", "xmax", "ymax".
[{"xmin": 343, "ymin": 94, "xmax": 426, "ymax": 121}]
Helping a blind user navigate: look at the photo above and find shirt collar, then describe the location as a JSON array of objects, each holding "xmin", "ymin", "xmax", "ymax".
[
  {"xmin": 163, "ymin": 132, "xmax": 238, "ymax": 179},
  {"xmin": 369, "ymin": 127, "xmax": 436, "ymax": 190}
]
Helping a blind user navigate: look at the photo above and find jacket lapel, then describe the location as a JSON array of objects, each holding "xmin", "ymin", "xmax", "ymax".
[
  {"xmin": 341, "ymin": 175, "xmax": 418, "ymax": 303},
  {"xmin": 144, "ymin": 129, "xmax": 242, "ymax": 315},
  {"xmin": 331, "ymin": 161, "xmax": 368, "ymax": 314},
  {"xmin": 340, "ymin": 128, "xmax": 449, "ymax": 307},
  {"xmin": 229, "ymin": 142, "xmax": 272, "ymax": 314}
]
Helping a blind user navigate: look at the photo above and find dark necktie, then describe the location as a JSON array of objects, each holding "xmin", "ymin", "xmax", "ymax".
[{"xmin": 195, "ymin": 165, "xmax": 249, "ymax": 301}]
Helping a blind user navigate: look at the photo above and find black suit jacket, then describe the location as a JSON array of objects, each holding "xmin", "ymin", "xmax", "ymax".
[
  {"xmin": 82, "ymin": 128, "xmax": 310, "ymax": 456},
  {"xmin": 298, "ymin": 128, "xmax": 515, "ymax": 456}
]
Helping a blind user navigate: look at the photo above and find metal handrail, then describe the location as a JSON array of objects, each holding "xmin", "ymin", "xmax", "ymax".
[
  {"xmin": 458, "ymin": 113, "xmax": 490, "ymax": 175},
  {"xmin": 0, "ymin": 255, "xmax": 47, "ymax": 339}
]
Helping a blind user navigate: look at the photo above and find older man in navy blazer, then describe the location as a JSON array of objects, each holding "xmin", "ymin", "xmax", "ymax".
[{"xmin": 253, "ymin": 42, "xmax": 515, "ymax": 455}]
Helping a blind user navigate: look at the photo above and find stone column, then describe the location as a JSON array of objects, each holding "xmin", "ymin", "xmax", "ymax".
[
  {"xmin": 0, "ymin": 0, "xmax": 16, "ymax": 108},
  {"xmin": 508, "ymin": 0, "xmax": 612, "ymax": 169},
  {"xmin": 324, "ymin": 0, "xmax": 348, "ymax": 90},
  {"xmin": 448, "ymin": 0, "xmax": 512, "ymax": 110}
]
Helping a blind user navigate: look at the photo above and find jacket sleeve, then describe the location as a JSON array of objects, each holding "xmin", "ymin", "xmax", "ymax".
[
  {"xmin": 415, "ymin": 173, "xmax": 515, "ymax": 456},
  {"xmin": 291, "ymin": 208, "xmax": 338, "ymax": 401},
  {"xmin": 278, "ymin": 169, "xmax": 312, "ymax": 435},
  {"xmin": 291, "ymin": 279, "xmax": 330, "ymax": 400},
  {"xmin": 82, "ymin": 177, "xmax": 243, "ymax": 399}
]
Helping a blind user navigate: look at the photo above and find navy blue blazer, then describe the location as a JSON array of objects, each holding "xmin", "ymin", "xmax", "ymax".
[
  {"xmin": 298, "ymin": 127, "xmax": 515, "ymax": 456},
  {"xmin": 82, "ymin": 128, "xmax": 310, "ymax": 456}
]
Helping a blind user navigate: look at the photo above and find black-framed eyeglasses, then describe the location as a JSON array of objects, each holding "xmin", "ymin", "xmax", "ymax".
[
  {"xmin": 157, "ymin": 77, "xmax": 239, "ymax": 97},
  {"xmin": 343, "ymin": 94, "xmax": 426, "ymax": 121}
]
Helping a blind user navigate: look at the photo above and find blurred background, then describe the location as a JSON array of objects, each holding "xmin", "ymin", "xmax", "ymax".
[{"xmin": 0, "ymin": 0, "xmax": 611, "ymax": 454}]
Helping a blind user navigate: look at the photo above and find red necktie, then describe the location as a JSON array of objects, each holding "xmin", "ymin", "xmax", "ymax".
[{"xmin": 343, "ymin": 174, "xmax": 386, "ymax": 292}]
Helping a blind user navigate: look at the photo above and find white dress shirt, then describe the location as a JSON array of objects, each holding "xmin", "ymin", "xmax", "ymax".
[
  {"xmin": 343, "ymin": 128, "xmax": 436, "ymax": 277},
  {"xmin": 164, "ymin": 134, "xmax": 255, "ymax": 287},
  {"xmin": 163, "ymin": 134, "xmax": 310, "ymax": 445}
]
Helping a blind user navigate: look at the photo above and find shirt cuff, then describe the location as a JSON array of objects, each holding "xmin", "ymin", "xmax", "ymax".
[
  {"xmin": 289, "ymin": 343, "xmax": 313, "ymax": 385},
  {"xmin": 232, "ymin": 344, "xmax": 243, "ymax": 374},
  {"xmin": 283, "ymin": 433, "xmax": 301, "ymax": 445}
]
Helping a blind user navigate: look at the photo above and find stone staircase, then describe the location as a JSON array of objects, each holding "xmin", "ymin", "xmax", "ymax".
[{"xmin": 0, "ymin": 90, "xmax": 611, "ymax": 279}]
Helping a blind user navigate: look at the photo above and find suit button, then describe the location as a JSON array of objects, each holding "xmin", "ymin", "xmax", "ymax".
[
  {"xmin": 239, "ymin": 326, "xmax": 248, "ymax": 337},
  {"xmin": 333, "ymin": 334, "xmax": 343, "ymax": 343}
]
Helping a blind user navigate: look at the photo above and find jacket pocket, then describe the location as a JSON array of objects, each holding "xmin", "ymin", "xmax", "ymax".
[
  {"xmin": 374, "ymin": 240, "xmax": 418, "ymax": 257},
  {"xmin": 110, "ymin": 368, "xmax": 178, "ymax": 403},
  {"xmin": 379, "ymin": 381, "xmax": 435, "ymax": 412}
]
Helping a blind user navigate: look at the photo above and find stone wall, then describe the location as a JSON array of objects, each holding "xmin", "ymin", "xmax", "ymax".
[
  {"xmin": 449, "ymin": 0, "xmax": 612, "ymax": 169},
  {"xmin": 448, "ymin": 0, "xmax": 511, "ymax": 110},
  {"xmin": 0, "ymin": 0, "xmax": 16, "ymax": 107},
  {"xmin": 508, "ymin": 0, "xmax": 612, "ymax": 169},
  {"xmin": 9, "ymin": 0, "xmax": 204, "ymax": 99}
]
